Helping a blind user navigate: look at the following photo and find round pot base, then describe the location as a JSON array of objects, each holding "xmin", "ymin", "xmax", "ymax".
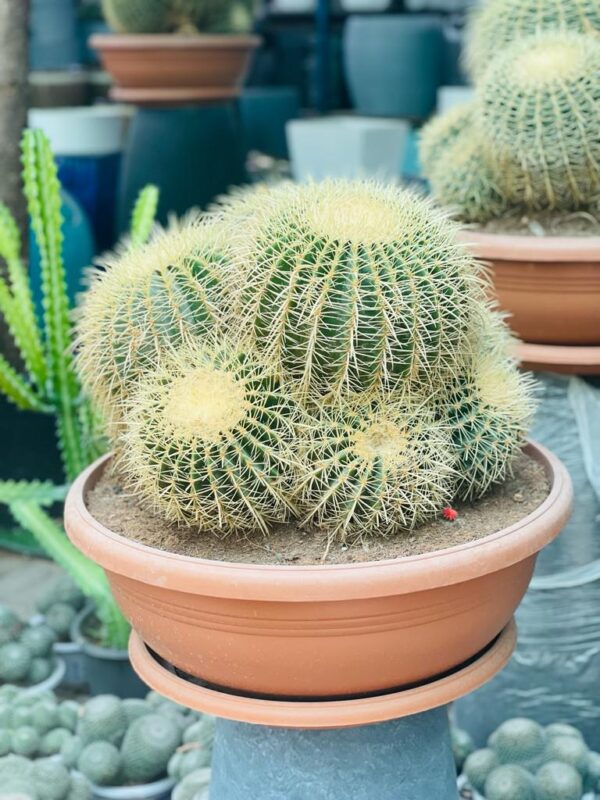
[
  {"xmin": 110, "ymin": 86, "xmax": 240, "ymax": 106},
  {"xmin": 129, "ymin": 619, "xmax": 516, "ymax": 729},
  {"xmin": 516, "ymin": 342, "xmax": 600, "ymax": 375}
]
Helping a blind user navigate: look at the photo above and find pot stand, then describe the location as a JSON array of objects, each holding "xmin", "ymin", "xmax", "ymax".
[
  {"xmin": 117, "ymin": 104, "xmax": 247, "ymax": 234},
  {"xmin": 129, "ymin": 621, "xmax": 517, "ymax": 800}
]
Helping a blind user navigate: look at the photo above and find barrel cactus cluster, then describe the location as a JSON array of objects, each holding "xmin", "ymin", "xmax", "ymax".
[
  {"xmin": 77, "ymin": 179, "xmax": 534, "ymax": 542},
  {"xmin": 102, "ymin": 0, "xmax": 255, "ymax": 34},
  {"xmin": 0, "ymin": 754, "xmax": 89, "ymax": 800},
  {"xmin": 420, "ymin": 0, "xmax": 600, "ymax": 224},
  {"xmin": 461, "ymin": 718, "xmax": 600, "ymax": 800}
]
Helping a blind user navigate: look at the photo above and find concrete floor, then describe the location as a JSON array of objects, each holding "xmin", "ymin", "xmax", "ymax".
[{"xmin": 0, "ymin": 550, "xmax": 62, "ymax": 619}]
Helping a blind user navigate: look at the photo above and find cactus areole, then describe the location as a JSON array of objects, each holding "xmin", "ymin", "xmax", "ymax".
[{"xmin": 66, "ymin": 180, "xmax": 572, "ymax": 701}]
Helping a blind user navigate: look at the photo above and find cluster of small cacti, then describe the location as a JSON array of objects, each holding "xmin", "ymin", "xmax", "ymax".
[
  {"xmin": 77, "ymin": 179, "xmax": 534, "ymax": 542},
  {"xmin": 72, "ymin": 691, "xmax": 213, "ymax": 787},
  {"xmin": 0, "ymin": 605, "xmax": 58, "ymax": 688},
  {"xmin": 421, "ymin": 4, "xmax": 600, "ymax": 224},
  {"xmin": 36, "ymin": 575, "xmax": 86, "ymax": 643},
  {"xmin": 459, "ymin": 718, "xmax": 600, "ymax": 800},
  {"xmin": 173, "ymin": 768, "xmax": 212, "ymax": 800},
  {"xmin": 102, "ymin": 0, "xmax": 255, "ymax": 35},
  {"xmin": 0, "ymin": 686, "xmax": 80, "ymax": 761},
  {"xmin": 0, "ymin": 754, "xmax": 89, "ymax": 800}
]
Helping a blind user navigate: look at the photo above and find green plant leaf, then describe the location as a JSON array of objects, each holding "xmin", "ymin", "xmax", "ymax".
[
  {"xmin": 0, "ymin": 480, "xmax": 67, "ymax": 507},
  {"xmin": 129, "ymin": 184, "xmax": 159, "ymax": 248},
  {"xmin": 0, "ymin": 352, "xmax": 50, "ymax": 412},
  {"xmin": 0, "ymin": 202, "xmax": 47, "ymax": 390},
  {"xmin": 8, "ymin": 500, "xmax": 130, "ymax": 650},
  {"xmin": 22, "ymin": 130, "xmax": 86, "ymax": 480}
]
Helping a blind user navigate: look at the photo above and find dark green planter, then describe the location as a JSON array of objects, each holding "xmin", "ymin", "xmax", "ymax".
[
  {"xmin": 71, "ymin": 607, "xmax": 147, "ymax": 698},
  {"xmin": 117, "ymin": 104, "xmax": 247, "ymax": 233},
  {"xmin": 239, "ymin": 87, "xmax": 300, "ymax": 159},
  {"xmin": 343, "ymin": 15, "xmax": 444, "ymax": 120}
]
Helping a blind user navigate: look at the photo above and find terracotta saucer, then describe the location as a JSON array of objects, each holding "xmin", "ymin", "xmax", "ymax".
[
  {"xmin": 110, "ymin": 86, "xmax": 241, "ymax": 105},
  {"xmin": 515, "ymin": 342, "xmax": 600, "ymax": 375},
  {"xmin": 129, "ymin": 619, "xmax": 516, "ymax": 729}
]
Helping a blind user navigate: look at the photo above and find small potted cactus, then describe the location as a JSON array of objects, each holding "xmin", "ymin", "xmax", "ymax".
[
  {"xmin": 0, "ymin": 606, "xmax": 65, "ymax": 694},
  {"xmin": 64, "ymin": 178, "xmax": 572, "ymax": 700},
  {"xmin": 420, "ymin": 0, "xmax": 600, "ymax": 354},
  {"xmin": 90, "ymin": 0, "xmax": 260, "ymax": 104}
]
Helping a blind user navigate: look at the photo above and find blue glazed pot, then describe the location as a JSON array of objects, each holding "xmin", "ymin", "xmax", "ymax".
[
  {"xmin": 29, "ymin": 0, "xmax": 80, "ymax": 70},
  {"xmin": 343, "ymin": 15, "xmax": 444, "ymax": 120}
]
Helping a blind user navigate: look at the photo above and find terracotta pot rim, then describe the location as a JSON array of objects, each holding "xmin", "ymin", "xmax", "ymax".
[
  {"xmin": 90, "ymin": 33, "xmax": 262, "ymax": 51},
  {"xmin": 458, "ymin": 228, "xmax": 600, "ymax": 262},
  {"xmin": 65, "ymin": 441, "xmax": 572, "ymax": 602}
]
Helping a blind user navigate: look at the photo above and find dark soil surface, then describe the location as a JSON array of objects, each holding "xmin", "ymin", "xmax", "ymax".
[{"xmin": 87, "ymin": 453, "xmax": 549, "ymax": 566}]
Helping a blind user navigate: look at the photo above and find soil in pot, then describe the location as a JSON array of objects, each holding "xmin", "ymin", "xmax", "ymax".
[
  {"xmin": 474, "ymin": 209, "xmax": 600, "ymax": 238},
  {"xmin": 87, "ymin": 453, "xmax": 548, "ymax": 565}
]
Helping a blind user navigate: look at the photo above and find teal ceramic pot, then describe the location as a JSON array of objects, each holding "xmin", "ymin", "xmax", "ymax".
[
  {"xmin": 343, "ymin": 15, "xmax": 444, "ymax": 120},
  {"xmin": 29, "ymin": 0, "xmax": 80, "ymax": 70},
  {"xmin": 117, "ymin": 105, "xmax": 247, "ymax": 233},
  {"xmin": 239, "ymin": 87, "xmax": 300, "ymax": 159}
]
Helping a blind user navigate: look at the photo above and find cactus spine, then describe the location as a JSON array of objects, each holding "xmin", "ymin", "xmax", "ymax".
[
  {"xmin": 120, "ymin": 339, "xmax": 299, "ymax": 532},
  {"xmin": 76, "ymin": 220, "xmax": 226, "ymax": 418},
  {"xmin": 465, "ymin": 0, "xmax": 600, "ymax": 79},
  {"xmin": 442, "ymin": 353, "xmax": 535, "ymax": 501},
  {"xmin": 297, "ymin": 398, "xmax": 455, "ymax": 540},
  {"xmin": 425, "ymin": 129, "xmax": 510, "ymax": 224},
  {"xmin": 224, "ymin": 180, "xmax": 486, "ymax": 397},
  {"xmin": 477, "ymin": 32, "xmax": 600, "ymax": 211}
]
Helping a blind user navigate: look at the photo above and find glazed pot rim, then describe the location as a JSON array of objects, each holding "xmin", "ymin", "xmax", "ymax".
[
  {"xmin": 90, "ymin": 33, "xmax": 262, "ymax": 51},
  {"xmin": 64, "ymin": 440, "xmax": 572, "ymax": 602},
  {"xmin": 458, "ymin": 228, "xmax": 600, "ymax": 262}
]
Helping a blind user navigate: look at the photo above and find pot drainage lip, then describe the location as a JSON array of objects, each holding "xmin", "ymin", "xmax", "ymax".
[
  {"xmin": 129, "ymin": 620, "xmax": 516, "ymax": 729},
  {"xmin": 516, "ymin": 342, "xmax": 600, "ymax": 376}
]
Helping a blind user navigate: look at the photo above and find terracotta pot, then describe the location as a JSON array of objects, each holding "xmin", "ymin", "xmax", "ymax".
[
  {"xmin": 459, "ymin": 230, "xmax": 600, "ymax": 346},
  {"xmin": 90, "ymin": 34, "xmax": 261, "ymax": 106},
  {"xmin": 64, "ymin": 442, "xmax": 571, "ymax": 699},
  {"xmin": 515, "ymin": 342, "xmax": 600, "ymax": 376}
]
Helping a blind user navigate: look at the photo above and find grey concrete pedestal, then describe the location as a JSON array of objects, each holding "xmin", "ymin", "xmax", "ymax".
[{"xmin": 209, "ymin": 707, "xmax": 458, "ymax": 800}]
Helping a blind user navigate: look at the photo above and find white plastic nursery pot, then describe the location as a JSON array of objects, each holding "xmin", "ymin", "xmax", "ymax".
[
  {"xmin": 65, "ymin": 443, "xmax": 572, "ymax": 701},
  {"xmin": 28, "ymin": 105, "xmax": 134, "ymax": 157},
  {"xmin": 436, "ymin": 86, "xmax": 474, "ymax": 115},
  {"xmin": 83, "ymin": 774, "xmax": 175, "ymax": 800},
  {"xmin": 286, "ymin": 115, "xmax": 408, "ymax": 182}
]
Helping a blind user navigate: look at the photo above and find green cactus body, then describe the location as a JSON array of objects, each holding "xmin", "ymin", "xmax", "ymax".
[
  {"xmin": 535, "ymin": 761, "xmax": 583, "ymax": 800},
  {"xmin": 172, "ymin": 769, "xmax": 212, "ymax": 800},
  {"xmin": 36, "ymin": 577, "xmax": 85, "ymax": 614},
  {"xmin": 478, "ymin": 32, "xmax": 600, "ymax": 211},
  {"xmin": 60, "ymin": 735, "xmax": 84, "ymax": 770},
  {"xmin": 425, "ymin": 129, "xmax": 510, "ymax": 224},
  {"xmin": 543, "ymin": 736, "xmax": 589, "ymax": 776},
  {"xmin": 466, "ymin": 0, "xmax": 600, "ymax": 78},
  {"xmin": 78, "ymin": 741, "xmax": 122, "ymax": 787},
  {"xmin": 78, "ymin": 696, "xmax": 128, "ymax": 748},
  {"xmin": 120, "ymin": 339, "xmax": 299, "ymax": 533},
  {"xmin": 58, "ymin": 701, "xmax": 79, "ymax": 733},
  {"xmin": 485, "ymin": 765, "xmax": 536, "ymax": 800},
  {"xmin": 298, "ymin": 398, "xmax": 455, "ymax": 540},
  {"xmin": 10, "ymin": 728, "xmax": 40, "ymax": 758},
  {"xmin": 226, "ymin": 180, "xmax": 485, "ymax": 397},
  {"xmin": 122, "ymin": 699, "xmax": 151, "ymax": 725},
  {"xmin": 419, "ymin": 102, "xmax": 474, "ymax": 178},
  {"xmin": 101, "ymin": 0, "xmax": 170, "ymax": 33},
  {"xmin": 40, "ymin": 728, "xmax": 72, "ymax": 757},
  {"xmin": 44, "ymin": 604, "xmax": 77, "ymax": 640},
  {"xmin": 31, "ymin": 759, "xmax": 71, "ymax": 800},
  {"xmin": 30, "ymin": 700, "xmax": 59, "ymax": 735},
  {"xmin": 76, "ymin": 221, "xmax": 227, "ymax": 422},
  {"xmin": 0, "ymin": 729, "xmax": 10, "ymax": 756},
  {"xmin": 121, "ymin": 713, "xmax": 181, "ymax": 784},
  {"xmin": 0, "ymin": 644, "xmax": 32, "ymax": 683},
  {"xmin": 65, "ymin": 774, "xmax": 91, "ymax": 800},
  {"xmin": 183, "ymin": 716, "xmax": 215, "ymax": 749},
  {"xmin": 20, "ymin": 626, "xmax": 56, "ymax": 659},
  {"xmin": 443, "ymin": 352, "xmax": 535, "ymax": 501}
]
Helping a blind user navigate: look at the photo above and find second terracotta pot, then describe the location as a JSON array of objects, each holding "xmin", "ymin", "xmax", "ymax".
[
  {"xmin": 460, "ymin": 230, "xmax": 600, "ymax": 346},
  {"xmin": 64, "ymin": 442, "xmax": 571, "ymax": 699},
  {"xmin": 90, "ymin": 33, "xmax": 261, "ymax": 105}
]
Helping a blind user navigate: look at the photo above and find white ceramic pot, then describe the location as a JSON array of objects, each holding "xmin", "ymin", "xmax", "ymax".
[
  {"xmin": 436, "ymin": 86, "xmax": 474, "ymax": 114},
  {"xmin": 340, "ymin": 0, "xmax": 391, "ymax": 11},
  {"xmin": 286, "ymin": 115, "xmax": 408, "ymax": 182},
  {"xmin": 28, "ymin": 105, "xmax": 134, "ymax": 157},
  {"xmin": 271, "ymin": 0, "xmax": 316, "ymax": 12}
]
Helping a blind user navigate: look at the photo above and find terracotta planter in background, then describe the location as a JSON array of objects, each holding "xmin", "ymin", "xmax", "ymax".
[
  {"xmin": 64, "ymin": 442, "xmax": 571, "ymax": 700},
  {"xmin": 460, "ymin": 230, "xmax": 600, "ymax": 345},
  {"xmin": 90, "ymin": 34, "xmax": 261, "ymax": 106}
]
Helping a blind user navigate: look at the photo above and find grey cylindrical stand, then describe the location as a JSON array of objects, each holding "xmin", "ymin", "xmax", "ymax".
[{"xmin": 209, "ymin": 707, "xmax": 458, "ymax": 800}]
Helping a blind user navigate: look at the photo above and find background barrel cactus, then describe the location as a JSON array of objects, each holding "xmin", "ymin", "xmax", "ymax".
[
  {"xmin": 421, "ymin": 27, "xmax": 600, "ymax": 224},
  {"xmin": 77, "ymin": 179, "xmax": 533, "ymax": 542},
  {"xmin": 464, "ymin": 0, "xmax": 600, "ymax": 79},
  {"xmin": 101, "ymin": 0, "xmax": 255, "ymax": 35}
]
